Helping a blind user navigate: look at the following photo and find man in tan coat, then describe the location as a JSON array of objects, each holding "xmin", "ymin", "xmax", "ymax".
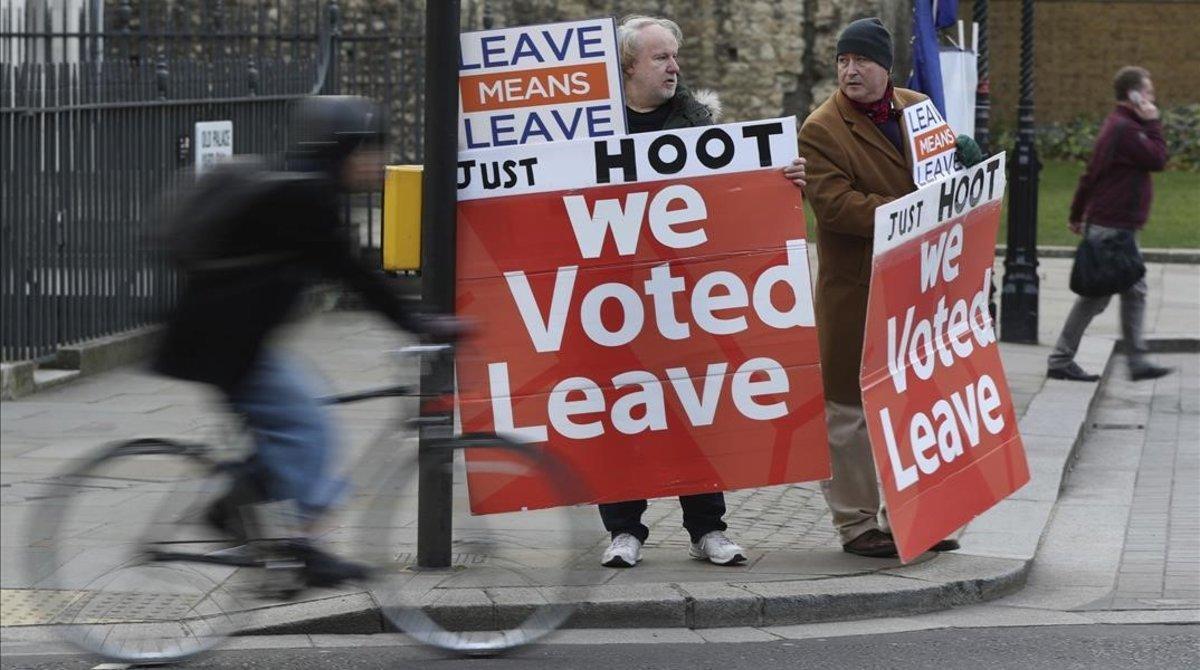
[{"xmin": 799, "ymin": 17, "xmax": 960, "ymax": 558}]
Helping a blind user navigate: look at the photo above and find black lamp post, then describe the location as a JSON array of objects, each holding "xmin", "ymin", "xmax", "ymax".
[
  {"xmin": 974, "ymin": 0, "xmax": 997, "ymax": 322},
  {"xmin": 1001, "ymin": 0, "xmax": 1040, "ymax": 344},
  {"xmin": 416, "ymin": 0, "xmax": 460, "ymax": 568}
]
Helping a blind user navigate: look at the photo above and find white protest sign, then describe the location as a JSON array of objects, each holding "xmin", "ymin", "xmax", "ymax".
[
  {"xmin": 903, "ymin": 99, "xmax": 958, "ymax": 187},
  {"xmin": 458, "ymin": 18, "xmax": 627, "ymax": 151},
  {"xmin": 940, "ymin": 47, "xmax": 977, "ymax": 139},
  {"xmin": 194, "ymin": 120, "xmax": 233, "ymax": 174},
  {"xmin": 456, "ymin": 118, "xmax": 798, "ymax": 201}
]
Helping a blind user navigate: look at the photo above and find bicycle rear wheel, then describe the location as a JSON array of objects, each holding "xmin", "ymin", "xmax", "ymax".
[
  {"xmin": 350, "ymin": 433, "xmax": 598, "ymax": 654},
  {"xmin": 28, "ymin": 438, "xmax": 252, "ymax": 663}
]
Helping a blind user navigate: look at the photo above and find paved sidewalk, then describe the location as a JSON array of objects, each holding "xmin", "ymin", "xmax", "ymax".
[
  {"xmin": 1, "ymin": 258, "xmax": 1196, "ymax": 636},
  {"xmin": 1081, "ymin": 352, "xmax": 1199, "ymax": 610}
]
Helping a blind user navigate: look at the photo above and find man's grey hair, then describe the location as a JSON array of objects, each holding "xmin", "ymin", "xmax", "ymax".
[{"xmin": 617, "ymin": 15, "xmax": 683, "ymax": 72}]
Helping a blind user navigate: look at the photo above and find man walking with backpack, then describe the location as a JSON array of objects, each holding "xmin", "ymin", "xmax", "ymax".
[{"xmin": 1047, "ymin": 66, "xmax": 1172, "ymax": 383}]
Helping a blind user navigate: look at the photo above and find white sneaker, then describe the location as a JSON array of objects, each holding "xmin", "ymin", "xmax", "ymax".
[
  {"xmin": 689, "ymin": 531, "xmax": 747, "ymax": 565},
  {"xmin": 601, "ymin": 533, "xmax": 643, "ymax": 567}
]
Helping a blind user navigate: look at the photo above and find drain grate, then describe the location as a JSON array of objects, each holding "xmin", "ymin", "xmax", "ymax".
[{"xmin": 1090, "ymin": 423, "xmax": 1145, "ymax": 430}]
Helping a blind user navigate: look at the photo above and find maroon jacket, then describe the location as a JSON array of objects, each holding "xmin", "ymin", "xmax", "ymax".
[{"xmin": 1070, "ymin": 105, "xmax": 1169, "ymax": 230}]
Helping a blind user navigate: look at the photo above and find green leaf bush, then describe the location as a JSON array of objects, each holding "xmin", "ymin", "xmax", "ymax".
[{"xmin": 991, "ymin": 104, "xmax": 1199, "ymax": 171}]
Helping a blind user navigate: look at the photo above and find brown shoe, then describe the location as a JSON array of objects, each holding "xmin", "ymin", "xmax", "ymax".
[{"xmin": 842, "ymin": 529, "xmax": 898, "ymax": 558}]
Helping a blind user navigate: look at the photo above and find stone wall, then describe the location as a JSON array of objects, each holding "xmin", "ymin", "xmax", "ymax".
[
  {"xmin": 111, "ymin": 1, "xmax": 1199, "ymax": 141},
  {"xmin": 474, "ymin": 0, "xmax": 1200, "ymax": 128},
  {"xmin": 109, "ymin": 0, "xmax": 907, "ymax": 155},
  {"xmin": 471, "ymin": 0, "xmax": 899, "ymax": 122}
]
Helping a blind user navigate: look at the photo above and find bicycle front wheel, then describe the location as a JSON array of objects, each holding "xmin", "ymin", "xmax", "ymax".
[
  {"xmin": 27, "ymin": 438, "xmax": 251, "ymax": 663},
  {"xmin": 350, "ymin": 432, "xmax": 598, "ymax": 654}
]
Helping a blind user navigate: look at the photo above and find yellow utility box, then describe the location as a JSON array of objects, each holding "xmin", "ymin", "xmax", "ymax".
[{"xmin": 382, "ymin": 165, "xmax": 423, "ymax": 271}]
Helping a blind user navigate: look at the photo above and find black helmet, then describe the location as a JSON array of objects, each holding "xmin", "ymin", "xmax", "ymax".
[{"xmin": 288, "ymin": 95, "xmax": 385, "ymax": 171}]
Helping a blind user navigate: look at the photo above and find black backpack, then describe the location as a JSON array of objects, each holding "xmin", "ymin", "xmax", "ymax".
[{"xmin": 161, "ymin": 158, "xmax": 283, "ymax": 271}]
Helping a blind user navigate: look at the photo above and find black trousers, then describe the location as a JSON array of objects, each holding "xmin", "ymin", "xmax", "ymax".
[{"xmin": 598, "ymin": 493, "xmax": 727, "ymax": 544}]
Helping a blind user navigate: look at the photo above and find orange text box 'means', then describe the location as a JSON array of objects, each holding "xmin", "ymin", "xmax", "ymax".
[
  {"xmin": 913, "ymin": 124, "xmax": 957, "ymax": 162},
  {"xmin": 460, "ymin": 61, "xmax": 611, "ymax": 113}
]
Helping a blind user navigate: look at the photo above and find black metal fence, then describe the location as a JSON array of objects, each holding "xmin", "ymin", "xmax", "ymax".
[{"xmin": 1, "ymin": 0, "xmax": 424, "ymax": 363}]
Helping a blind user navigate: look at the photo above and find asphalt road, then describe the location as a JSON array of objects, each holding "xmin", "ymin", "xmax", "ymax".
[{"xmin": 3, "ymin": 624, "xmax": 1198, "ymax": 670}]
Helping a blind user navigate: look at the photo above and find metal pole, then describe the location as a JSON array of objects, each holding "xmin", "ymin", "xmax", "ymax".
[
  {"xmin": 1000, "ymin": 0, "xmax": 1040, "ymax": 343},
  {"xmin": 416, "ymin": 0, "xmax": 460, "ymax": 569},
  {"xmin": 973, "ymin": 0, "xmax": 998, "ymax": 322},
  {"xmin": 972, "ymin": 0, "xmax": 990, "ymax": 156},
  {"xmin": 327, "ymin": 0, "xmax": 340, "ymax": 95}
]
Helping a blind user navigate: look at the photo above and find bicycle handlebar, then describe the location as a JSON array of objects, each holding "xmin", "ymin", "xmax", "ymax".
[
  {"xmin": 322, "ymin": 384, "xmax": 416, "ymax": 405},
  {"xmin": 391, "ymin": 343, "xmax": 453, "ymax": 356},
  {"xmin": 320, "ymin": 343, "xmax": 453, "ymax": 405}
]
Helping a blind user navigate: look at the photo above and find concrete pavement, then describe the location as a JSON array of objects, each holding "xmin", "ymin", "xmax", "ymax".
[
  {"xmin": 0, "ymin": 257, "xmax": 1197, "ymax": 640},
  {"xmin": 6, "ymin": 624, "xmax": 1200, "ymax": 669}
]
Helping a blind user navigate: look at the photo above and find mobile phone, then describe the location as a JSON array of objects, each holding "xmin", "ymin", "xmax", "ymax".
[{"xmin": 1129, "ymin": 90, "xmax": 1145, "ymax": 105}]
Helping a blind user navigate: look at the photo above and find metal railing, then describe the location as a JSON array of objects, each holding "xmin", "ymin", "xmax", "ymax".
[{"xmin": 1, "ymin": 0, "xmax": 424, "ymax": 363}]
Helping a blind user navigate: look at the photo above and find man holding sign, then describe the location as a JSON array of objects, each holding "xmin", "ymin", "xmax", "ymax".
[
  {"xmin": 455, "ymin": 113, "xmax": 828, "ymax": 569},
  {"xmin": 593, "ymin": 15, "xmax": 808, "ymax": 569},
  {"xmin": 798, "ymin": 17, "xmax": 960, "ymax": 558}
]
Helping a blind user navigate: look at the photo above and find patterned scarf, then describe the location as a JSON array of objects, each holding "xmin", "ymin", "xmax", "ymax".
[{"xmin": 848, "ymin": 82, "xmax": 896, "ymax": 124}]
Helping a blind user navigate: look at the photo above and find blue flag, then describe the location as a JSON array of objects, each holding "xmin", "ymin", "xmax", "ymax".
[
  {"xmin": 935, "ymin": 0, "xmax": 959, "ymax": 29},
  {"xmin": 908, "ymin": 0, "xmax": 957, "ymax": 116}
]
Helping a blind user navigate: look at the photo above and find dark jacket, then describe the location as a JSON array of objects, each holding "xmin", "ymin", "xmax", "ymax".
[
  {"xmin": 628, "ymin": 84, "xmax": 719, "ymax": 133},
  {"xmin": 153, "ymin": 171, "xmax": 418, "ymax": 391},
  {"xmin": 662, "ymin": 86, "xmax": 719, "ymax": 129},
  {"xmin": 798, "ymin": 87, "xmax": 927, "ymax": 405},
  {"xmin": 1070, "ymin": 105, "xmax": 1169, "ymax": 230}
]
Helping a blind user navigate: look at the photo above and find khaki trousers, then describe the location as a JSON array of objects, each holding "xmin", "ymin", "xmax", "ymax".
[
  {"xmin": 820, "ymin": 399, "xmax": 964, "ymax": 546},
  {"xmin": 820, "ymin": 399, "xmax": 889, "ymax": 544}
]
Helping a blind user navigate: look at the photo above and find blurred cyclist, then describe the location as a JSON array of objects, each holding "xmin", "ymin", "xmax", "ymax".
[{"xmin": 153, "ymin": 96, "xmax": 463, "ymax": 587}]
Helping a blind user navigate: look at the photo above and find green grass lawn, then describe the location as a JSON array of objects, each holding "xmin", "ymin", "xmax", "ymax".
[
  {"xmin": 998, "ymin": 160, "xmax": 1200, "ymax": 249},
  {"xmin": 802, "ymin": 160, "xmax": 1199, "ymax": 248}
]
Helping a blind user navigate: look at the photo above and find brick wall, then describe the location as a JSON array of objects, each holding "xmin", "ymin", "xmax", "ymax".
[{"xmin": 962, "ymin": 0, "xmax": 1200, "ymax": 125}]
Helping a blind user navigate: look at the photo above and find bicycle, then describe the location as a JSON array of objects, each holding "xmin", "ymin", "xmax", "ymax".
[{"xmin": 27, "ymin": 344, "xmax": 596, "ymax": 662}]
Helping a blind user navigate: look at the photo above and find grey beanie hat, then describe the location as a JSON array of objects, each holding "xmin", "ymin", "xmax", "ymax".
[{"xmin": 836, "ymin": 17, "xmax": 894, "ymax": 71}]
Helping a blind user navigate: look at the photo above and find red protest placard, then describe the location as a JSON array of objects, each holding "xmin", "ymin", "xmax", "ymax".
[
  {"xmin": 455, "ymin": 118, "xmax": 830, "ymax": 513},
  {"xmin": 861, "ymin": 153, "xmax": 1029, "ymax": 562}
]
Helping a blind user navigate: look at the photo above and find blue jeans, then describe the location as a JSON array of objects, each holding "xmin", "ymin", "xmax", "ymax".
[{"xmin": 226, "ymin": 351, "xmax": 346, "ymax": 520}]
